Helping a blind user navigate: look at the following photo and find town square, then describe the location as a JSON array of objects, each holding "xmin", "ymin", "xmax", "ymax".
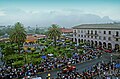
[{"xmin": 0, "ymin": 0, "xmax": 120, "ymax": 79}]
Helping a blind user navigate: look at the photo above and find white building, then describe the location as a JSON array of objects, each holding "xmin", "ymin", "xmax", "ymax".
[{"xmin": 72, "ymin": 23, "xmax": 120, "ymax": 51}]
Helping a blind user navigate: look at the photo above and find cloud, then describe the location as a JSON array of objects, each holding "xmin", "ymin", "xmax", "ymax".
[
  {"xmin": 1, "ymin": 8, "xmax": 25, "ymax": 15},
  {"xmin": 0, "ymin": 10, "xmax": 6, "ymax": 16},
  {"xmin": 0, "ymin": 8, "xmax": 115, "ymax": 27}
]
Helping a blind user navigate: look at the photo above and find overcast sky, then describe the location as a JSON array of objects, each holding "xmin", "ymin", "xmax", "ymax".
[{"xmin": 0, "ymin": 0, "xmax": 120, "ymax": 27}]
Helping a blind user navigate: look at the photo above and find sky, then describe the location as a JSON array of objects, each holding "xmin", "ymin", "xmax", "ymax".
[{"xmin": 0, "ymin": 0, "xmax": 120, "ymax": 27}]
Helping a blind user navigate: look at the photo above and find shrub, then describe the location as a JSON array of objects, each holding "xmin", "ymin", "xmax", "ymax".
[
  {"xmin": 72, "ymin": 42, "xmax": 76, "ymax": 44},
  {"xmin": 79, "ymin": 49, "xmax": 84, "ymax": 54},
  {"xmin": 12, "ymin": 60, "xmax": 24, "ymax": 67},
  {"xmin": 17, "ymin": 56, "xmax": 24, "ymax": 60},
  {"xmin": 67, "ymin": 53, "xmax": 72, "ymax": 58},
  {"xmin": 65, "ymin": 40, "xmax": 71, "ymax": 43},
  {"xmin": 41, "ymin": 40, "xmax": 45, "ymax": 43},
  {"xmin": 32, "ymin": 58, "xmax": 42, "ymax": 64}
]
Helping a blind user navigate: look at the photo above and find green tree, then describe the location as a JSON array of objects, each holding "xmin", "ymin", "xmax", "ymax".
[
  {"xmin": 48, "ymin": 24, "xmax": 61, "ymax": 47},
  {"xmin": 35, "ymin": 27, "xmax": 40, "ymax": 34},
  {"xmin": 5, "ymin": 25, "xmax": 12, "ymax": 34},
  {"xmin": 9, "ymin": 22, "xmax": 27, "ymax": 54},
  {"xmin": 0, "ymin": 29, "xmax": 5, "ymax": 36},
  {"xmin": 2, "ymin": 44, "xmax": 15, "ymax": 55}
]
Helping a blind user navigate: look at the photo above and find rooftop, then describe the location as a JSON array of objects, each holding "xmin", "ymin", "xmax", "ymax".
[
  {"xmin": 60, "ymin": 28, "xmax": 73, "ymax": 33},
  {"xmin": 72, "ymin": 23, "xmax": 120, "ymax": 30},
  {"xmin": 26, "ymin": 34, "xmax": 47, "ymax": 43}
]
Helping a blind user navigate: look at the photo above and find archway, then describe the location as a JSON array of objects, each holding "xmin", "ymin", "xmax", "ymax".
[
  {"xmin": 103, "ymin": 42, "xmax": 107, "ymax": 49},
  {"xmin": 91, "ymin": 40, "xmax": 94, "ymax": 47},
  {"xmin": 75, "ymin": 38, "xmax": 77, "ymax": 42},
  {"xmin": 115, "ymin": 44, "xmax": 119, "ymax": 51},
  {"xmin": 78, "ymin": 39, "xmax": 80, "ymax": 43},
  {"xmin": 81, "ymin": 39, "xmax": 83, "ymax": 43},
  {"xmin": 84, "ymin": 39, "xmax": 86, "ymax": 44},
  {"xmin": 95, "ymin": 41, "xmax": 97, "ymax": 47},
  {"xmin": 99, "ymin": 41, "xmax": 102, "ymax": 48},
  {"xmin": 108, "ymin": 43, "xmax": 112, "ymax": 49},
  {"xmin": 87, "ymin": 40, "xmax": 90, "ymax": 46},
  {"xmin": 72, "ymin": 38, "xmax": 73, "ymax": 42}
]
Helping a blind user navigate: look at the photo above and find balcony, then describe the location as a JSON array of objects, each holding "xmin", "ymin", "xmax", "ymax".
[
  {"xmin": 86, "ymin": 33, "xmax": 98, "ymax": 36},
  {"xmin": 113, "ymin": 35, "xmax": 120, "ymax": 39}
]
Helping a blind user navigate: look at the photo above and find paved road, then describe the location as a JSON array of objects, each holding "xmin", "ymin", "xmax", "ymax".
[{"xmin": 37, "ymin": 53, "xmax": 111, "ymax": 78}]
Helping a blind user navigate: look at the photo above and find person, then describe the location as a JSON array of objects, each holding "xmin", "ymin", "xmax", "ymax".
[{"xmin": 46, "ymin": 73, "xmax": 50, "ymax": 79}]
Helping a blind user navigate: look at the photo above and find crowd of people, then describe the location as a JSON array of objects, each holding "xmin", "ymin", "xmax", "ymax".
[
  {"xmin": 56, "ymin": 61, "xmax": 120, "ymax": 79},
  {"xmin": 0, "ymin": 48, "xmax": 103, "ymax": 79}
]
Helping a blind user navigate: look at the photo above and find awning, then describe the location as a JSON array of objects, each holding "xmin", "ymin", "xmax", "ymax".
[
  {"xmin": 114, "ymin": 64, "xmax": 120, "ymax": 68},
  {"xmin": 41, "ymin": 55, "xmax": 47, "ymax": 59}
]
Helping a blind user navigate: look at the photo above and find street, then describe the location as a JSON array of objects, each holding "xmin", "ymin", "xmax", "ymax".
[{"xmin": 37, "ymin": 53, "xmax": 112, "ymax": 78}]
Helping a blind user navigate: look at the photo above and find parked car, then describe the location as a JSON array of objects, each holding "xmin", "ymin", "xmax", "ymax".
[{"xmin": 62, "ymin": 65, "xmax": 76, "ymax": 73}]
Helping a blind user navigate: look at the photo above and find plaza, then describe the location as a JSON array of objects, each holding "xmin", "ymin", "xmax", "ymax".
[{"xmin": 0, "ymin": 0, "xmax": 120, "ymax": 79}]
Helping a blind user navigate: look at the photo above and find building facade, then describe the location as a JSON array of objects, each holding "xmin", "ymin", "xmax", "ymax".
[{"xmin": 72, "ymin": 23, "xmax": 120, "ymax": 51}]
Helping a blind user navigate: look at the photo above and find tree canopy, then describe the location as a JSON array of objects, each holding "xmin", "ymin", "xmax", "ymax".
[
  {"xmin": 48, "ymin": 24, "xmax": 61, "ymax": 47},
  {"xmin": 9, "ymin": 22, "xmax": 27, "ymax": 54}
]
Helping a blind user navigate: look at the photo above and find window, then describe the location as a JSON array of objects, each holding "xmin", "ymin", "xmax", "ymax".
[
  {"xmin": 81, "ymin": 30, "xmax": 83, "ymax": 33},
  {"xmin": 103, "ymin": 37, "xmax": 106, "ymax": 40},
  {"xmin": 88, "ymin": 30, "xmax": 89, "ymax": 34},
  {"xmin": 78, "ymin": 30, "xmax": 80, "ymax": 33},
  {"xmin": 75, "ymin": 34, "xmax": 76, "ymax": 36},
  {"xmin": 91, "ymin": 36, "xmax": 93, "ymax": 38},
  {"xmin": 95, "ymin": 36, "xmax": 97, "ymax": 39},
  {"xmin": 95, "ymin": 31, "xmax": 97, "ymax": 35},
  {"xmin": 116, "ymin": 31, "xmax": 119, "ymax": 36},
  {"xmin": 99, "ymin": 36, "xmax": 101, "ymax": 40},
  {"xmin": 108, "ymin": 37, "xmax": 111, "ymax": 41},
  {"xmin": 84, "ymin": 35, "xmax": 86, "ymax": 38},
  {"xmin": 116, "ymin": 38, "xmax": 118, "ymax": 41},
  {"xmin": 99, "ymin": 31, "xmax": 101, "ymax": 33},
  {"xmin": 91, "ymin": 30, "xmax": 93, "ymax": 34},
  {"xmin": 84, "ymin": 30, "xmax": 86, "ymax": 33},
  {"xmin": 109, "ymin": 31, "xmax": 111, "ymax": 35},
  {"xmin": 81, "ymin": 35, "xmax": 83, "ymax": 37},
  {"xmin": 74, "ymin": 30, "xmax": 76, "ymax": 33},
  {"xmin": 104, "ymin": 31, "xmax": 106, "ymax": 34},
  {"xmin": 88, "ymin": 36, "xmax": 89, "ymax": 38},
  {"xmin": 78, "ymin": 34, "xmax": 80, "ymax": 37}
]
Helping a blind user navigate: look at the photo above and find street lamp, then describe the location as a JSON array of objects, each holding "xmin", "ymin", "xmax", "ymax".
[
  {"xmin": 110, "ymin": 54, "xmax": 113, "ymax": 76},
  {"xmin": 111, "ymin": 54, "xmax": 113, "ymax": 63}
]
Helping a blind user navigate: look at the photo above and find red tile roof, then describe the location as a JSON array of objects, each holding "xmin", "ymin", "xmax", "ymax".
[
  {"xmin": 26, "ymin": 36, "xmax": 37, "ymax": 43},
  {"xmin": 26, "ymin": 34, "xmax": 47, "ymax": 43},
  {"xmin": 60, "ymin": 28, "xmax": 73, "ymax": 33}
]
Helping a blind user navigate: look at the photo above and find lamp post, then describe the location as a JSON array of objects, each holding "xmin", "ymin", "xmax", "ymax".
[
  {"xmin": 110, "ymin": 54, "xmax": 113, "ymax": 77},
  {"xmin": 111, "ymin": 54, "xmax": 113, "ymax": 63}
]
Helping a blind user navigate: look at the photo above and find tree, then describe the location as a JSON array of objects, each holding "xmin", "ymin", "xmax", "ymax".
[
  {"xmin": 9, "ymin": 22, "xmax": 27, "ymax": 54},
  {"xmin": 48, "ymin": 24, "xmax": 61, "ymax": 47},
  {"xmin": 1, "ymin": 44, "xmax": 15, "ymax": 56},
  {"xmin": 5, "ymin": 25, "xmax": 12, "ymax": 34},
  {"xmin": 0, "ymin": 29, "xmax": 5, "ymax": 36},
  {"xmin": 35, "ymin": 27, "xmax": 40, "ymax": 34}
]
